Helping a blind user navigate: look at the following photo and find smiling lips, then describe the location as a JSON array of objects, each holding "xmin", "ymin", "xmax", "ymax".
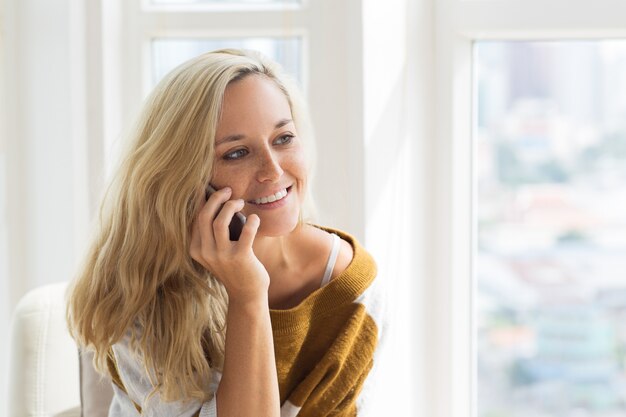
[{"xmin": 250, "ymin": 187, "xmax": 290, "ymax": 205}]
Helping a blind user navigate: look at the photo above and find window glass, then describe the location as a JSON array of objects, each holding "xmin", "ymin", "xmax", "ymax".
[
  {"xmin": 151, "ymin": 37, "xmax": 302, "ymax": 86},
  {"xmin": 475, "ymin": 40, "xmax": 626, "ymax": 417},
  {"xmin": 151, "ymin": 0, "xmax": 299, "ymax": 4}
]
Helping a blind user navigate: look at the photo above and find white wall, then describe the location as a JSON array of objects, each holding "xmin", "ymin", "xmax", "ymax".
[
  {"xmin": 2, "ymin": 0, "xmax": 92, "ymax": 412},
  {"xmin": 4, "ymin": 0, "xmax": 91, "ymax": 311},
  {"xmin": 0, "ymin": 0, "xmax": 9, "ymax": 409}
]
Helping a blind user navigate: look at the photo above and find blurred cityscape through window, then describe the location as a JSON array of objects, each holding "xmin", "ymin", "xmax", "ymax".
[{"xmin": 475, "ymin": 40, "xmax": 626, "ymax": 417}]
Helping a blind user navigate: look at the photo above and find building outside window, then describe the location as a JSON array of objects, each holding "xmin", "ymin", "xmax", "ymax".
[{"xmin": 475, "ymin": 40, "xmax": 626, "ymax": 417}]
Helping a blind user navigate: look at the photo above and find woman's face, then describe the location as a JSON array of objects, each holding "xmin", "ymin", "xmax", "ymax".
[{"xmin": 211, "ymin": 74, "xmax": 307, "ymax": 237}]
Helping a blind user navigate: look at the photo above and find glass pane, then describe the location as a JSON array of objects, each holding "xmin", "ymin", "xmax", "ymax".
[
  {"xmin": 151, "ymin": 0, "xmax": 299, "ymax": 6},
  {"xmin": 475, "ymin": 40, "xmax": 626, "ymax": 417},
  {"xmin": 151, "ymin": 37, "xmax": 302, "ymax": 87}
]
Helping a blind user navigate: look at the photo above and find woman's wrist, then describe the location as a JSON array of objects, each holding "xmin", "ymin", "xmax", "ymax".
[{"xmin": 227, "ymin": 291, "xmax": 269, "ymax": 313}]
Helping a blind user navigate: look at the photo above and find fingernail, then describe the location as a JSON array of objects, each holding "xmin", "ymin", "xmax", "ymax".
[{"xmin": 223, "ymin": 187, "xmax": 231, "ymax": 193}]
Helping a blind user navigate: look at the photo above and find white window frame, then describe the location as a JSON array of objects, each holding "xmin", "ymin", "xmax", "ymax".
[{"xmin": 432, "ymin": 1, "xmax": 626, "ymax": 416}]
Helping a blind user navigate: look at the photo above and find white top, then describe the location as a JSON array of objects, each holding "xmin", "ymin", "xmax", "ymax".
[
  {"xmin": 108, "ymin": 335, "xmax": 220, "ymax": 417},
  {"xmin": 320, "ymin": 233, "xmax": 341, "ymax": 288}
]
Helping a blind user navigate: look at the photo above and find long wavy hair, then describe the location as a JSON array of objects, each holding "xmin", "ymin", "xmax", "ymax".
[{"xmin": 67, "ymin": 48, "xmax": 315, "ymax": 402}]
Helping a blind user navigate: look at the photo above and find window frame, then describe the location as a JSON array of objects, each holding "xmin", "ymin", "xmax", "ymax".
[{"xmin": 434, "ymin": 0, "xmax": 626, "ymax": 416}]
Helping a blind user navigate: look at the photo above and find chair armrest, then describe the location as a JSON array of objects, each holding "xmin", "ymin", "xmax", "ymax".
[{"xmin": 8, "ymin": 282, "xmax": 81, "ymax": 417}]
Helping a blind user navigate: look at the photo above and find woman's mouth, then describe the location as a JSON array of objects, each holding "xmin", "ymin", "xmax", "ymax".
[{"xmin": 249, "ymin": 185, "xmax": 293, "ymax": 206}]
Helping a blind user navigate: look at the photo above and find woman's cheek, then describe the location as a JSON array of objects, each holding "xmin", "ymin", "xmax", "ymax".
[{"xmin": 211, "ymin": 165, "xmax": 244, "ymax": 193}]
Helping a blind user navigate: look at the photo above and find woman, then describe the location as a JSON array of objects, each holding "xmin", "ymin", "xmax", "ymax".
[{"xmin": 68, "ymin": 49, "xmax": 384, "ymax": 417}]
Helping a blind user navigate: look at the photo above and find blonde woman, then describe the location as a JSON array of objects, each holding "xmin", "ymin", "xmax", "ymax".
[{"xmin": 68, "ymin": 49, "xmax": 385, "ymax": 417}]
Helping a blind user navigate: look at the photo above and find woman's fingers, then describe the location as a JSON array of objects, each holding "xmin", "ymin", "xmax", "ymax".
[
  {"xmin": 212, "ymin": 198, "xmax": 245, "ymax": 246},
  {"xmin": 238, "ymin": 214, "xmax": 260, "ymax": 248},
  {"xmin": 204, "ymin": 187, "xmax": 232, "ymax": 220},
  {"xmin": 190, "ymin": 185, "xmax": 262, "ymax": 289},
  {"xmin": 197, "ymin": 187, "xmax": 231, "ymax": 244},
  {"xmin": 190, "ymin": 187, "xmax": 231, "ymax": 263}
]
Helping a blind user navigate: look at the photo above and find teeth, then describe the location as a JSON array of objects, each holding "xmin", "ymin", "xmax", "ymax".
[{"xmin": 254, "ymin": 188, "xmax": 288, "ymax": 205}]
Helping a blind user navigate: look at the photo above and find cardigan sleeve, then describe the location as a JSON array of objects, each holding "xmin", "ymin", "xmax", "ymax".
[{"xmin": 108, "ymin": 335, "xmax": 220, "ymax": 417}]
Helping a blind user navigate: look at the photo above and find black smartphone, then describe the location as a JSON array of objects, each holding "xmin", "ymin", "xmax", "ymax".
[{"xmin": 205, "ymin": 184, "xmax": 247, "ymax": 241}]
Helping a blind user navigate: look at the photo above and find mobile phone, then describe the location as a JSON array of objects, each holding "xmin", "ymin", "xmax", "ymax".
[{"xmin": 205, "ymin": 184, "xmax": 247, "ymax": 241}]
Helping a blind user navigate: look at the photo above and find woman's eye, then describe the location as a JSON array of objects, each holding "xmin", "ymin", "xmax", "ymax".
[
  {"xmin": 223, "ymin": 149, "xmax": 248, "ymax": 160},
  {"xmin": 275, "ymin": 134, "xmax": 294, "ymax": 145}
]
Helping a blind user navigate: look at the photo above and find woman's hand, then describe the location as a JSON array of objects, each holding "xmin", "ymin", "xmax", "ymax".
[
  {"xmin": 191, "ymin": 187, "xmax": 280, "ymax": 416},
  {"xmin": 190, "ymin": 187, "xmax": 270, "ymax": 302}
]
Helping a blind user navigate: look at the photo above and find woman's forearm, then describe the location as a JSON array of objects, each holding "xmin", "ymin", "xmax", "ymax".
[{"xmin": 215, "ymin": 295, "xmax": 280, "ymax": 417}]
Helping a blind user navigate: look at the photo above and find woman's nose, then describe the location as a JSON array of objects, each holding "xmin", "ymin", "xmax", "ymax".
[{"xmin": 256, "ymin": 149, "xmax": 284, "ymax": 183}]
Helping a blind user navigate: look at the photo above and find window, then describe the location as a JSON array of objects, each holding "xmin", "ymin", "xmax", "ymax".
[
  {"xmin": 475, "ymin": 40, "xmax": 626, "ymax": 417},
  {"xmin": 432, "ymin": 1, "xmax": 626, "ymax": 416},
  {"xmin": 151, "ymin": 0, "xmax": 300, "ymax": 6},
  {"xmin": 151, "ymin": 37, "xmax": 302, "ymax": 86}
]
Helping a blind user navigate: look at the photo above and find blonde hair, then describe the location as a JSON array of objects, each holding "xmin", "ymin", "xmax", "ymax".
[{"xmin": 67, "ymin": 49, "xmax": 316, "ymax": 402}]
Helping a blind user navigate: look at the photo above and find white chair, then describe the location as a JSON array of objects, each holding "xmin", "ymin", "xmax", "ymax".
[{"xmin": 8, "ymin": 282, "xmax": 113, "ymax": 417}]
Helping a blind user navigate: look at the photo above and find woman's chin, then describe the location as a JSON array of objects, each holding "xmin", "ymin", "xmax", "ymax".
[{"xmin": 255, "ymin": 213, "xmax": 300, "ymax": 237}]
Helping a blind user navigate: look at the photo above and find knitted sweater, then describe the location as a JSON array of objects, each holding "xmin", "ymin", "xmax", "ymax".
[{"xmin": 108, "ymin": 227, "xmax": 386, "ymax": 417}]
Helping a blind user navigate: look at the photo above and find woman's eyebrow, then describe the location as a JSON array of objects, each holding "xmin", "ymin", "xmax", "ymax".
[
  {"xmin": 274, "ymin": 118, "xmax": 293, "ymax": 129},
  {"xmin": 215, "ymin": 134, "xmax": 245, "ymax": 147},
  {"xmin": 215, "ymin": 119, "xmax": 294, "ymax": 146}
]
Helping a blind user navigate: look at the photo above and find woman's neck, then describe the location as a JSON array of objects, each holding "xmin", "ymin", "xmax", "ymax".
[
  {"xmin": 253, "ymin": 223, "xmax": 329, "ymax": 309},
  {"xmin": 252, "ymin": 223, "xmax": 305, "ymax": 278}
]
